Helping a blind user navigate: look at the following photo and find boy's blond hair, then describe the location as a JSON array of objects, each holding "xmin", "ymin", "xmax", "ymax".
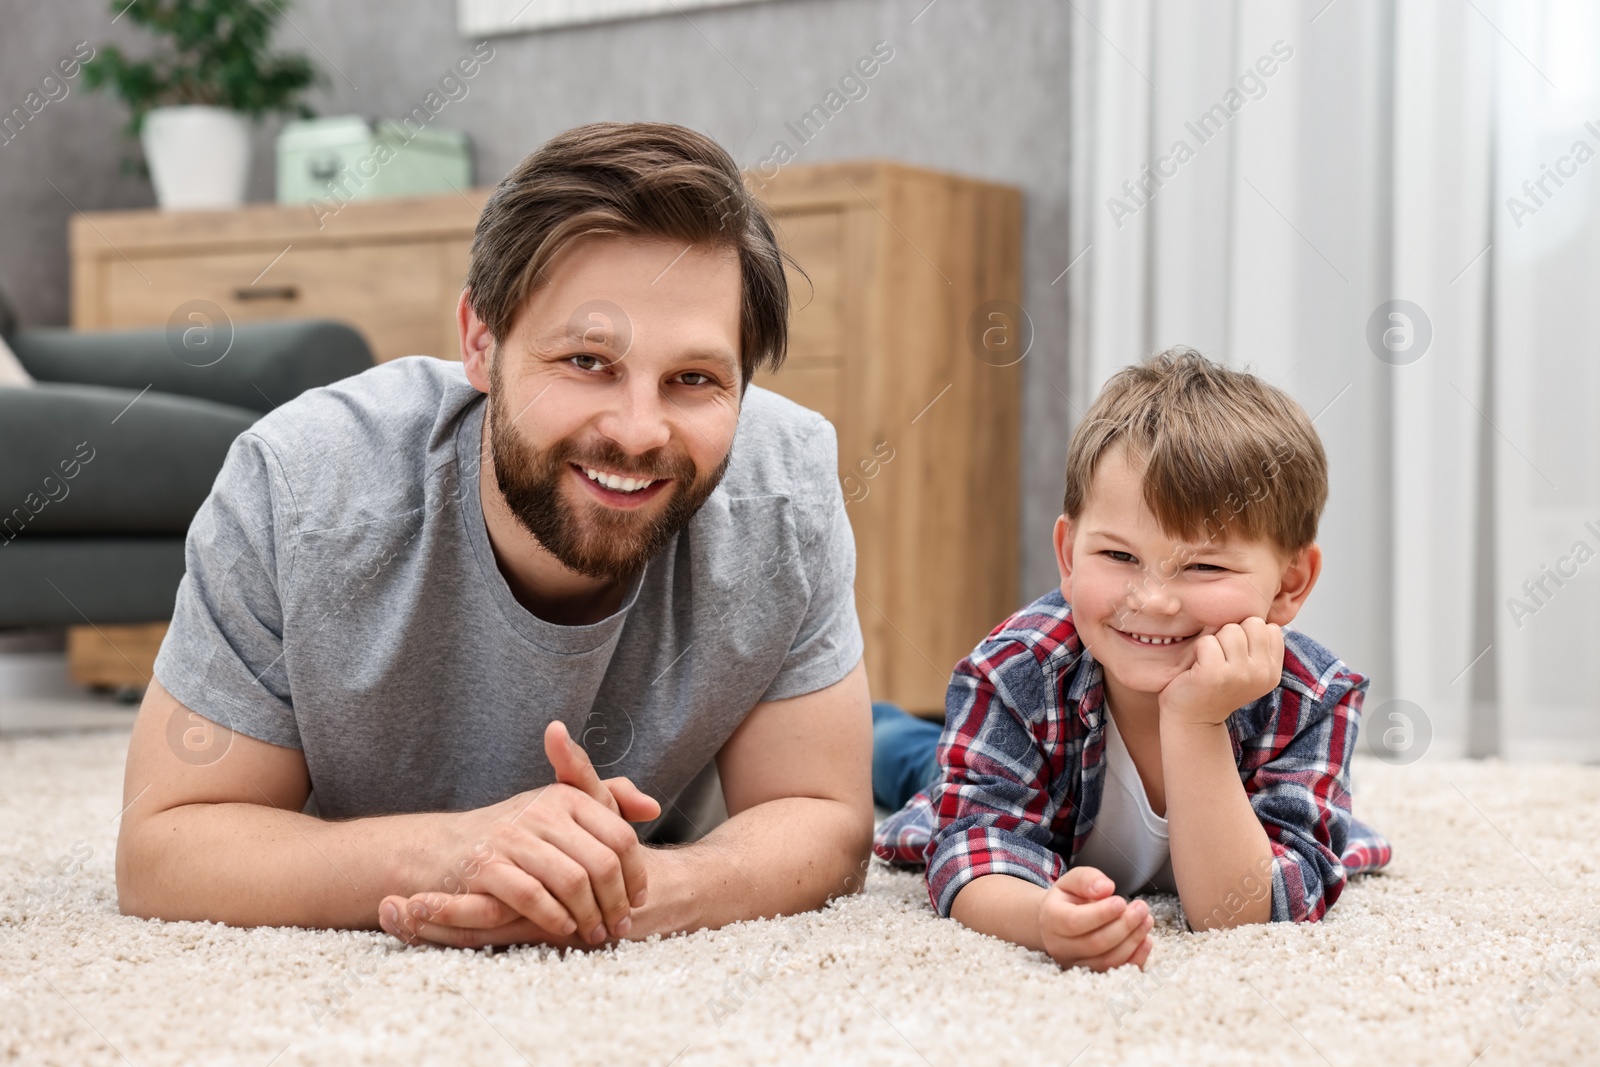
[{"xmin": 1063, "ymin": 347, "xmax": 1327, "ymax": 555}]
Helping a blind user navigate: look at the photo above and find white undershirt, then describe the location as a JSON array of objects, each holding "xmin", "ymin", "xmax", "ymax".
[{"xmin": 1072, "ymin": 705, "xmax": 1179, "ymax": 897}]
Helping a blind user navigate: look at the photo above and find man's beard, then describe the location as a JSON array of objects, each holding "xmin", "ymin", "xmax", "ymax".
[{"xmin": 487, "ymin": 371, "xmax": 732, "ymax": 582}]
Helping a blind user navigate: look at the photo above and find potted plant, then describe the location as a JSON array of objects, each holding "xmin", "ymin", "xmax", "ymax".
[{"xmin": 82, "ymin": 0, "xmax": 322, "ymax": 209}]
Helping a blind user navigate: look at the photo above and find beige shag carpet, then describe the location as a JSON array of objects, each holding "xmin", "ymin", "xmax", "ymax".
[{"xmin": 3, "ymin": 728, "xmax": 1599, "ymax": 1067}]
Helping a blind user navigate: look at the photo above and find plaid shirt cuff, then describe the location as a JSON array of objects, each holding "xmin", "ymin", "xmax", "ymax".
[{"xmin": 926, "ymin": 825, "xmax": 1067, "ymax": 918}]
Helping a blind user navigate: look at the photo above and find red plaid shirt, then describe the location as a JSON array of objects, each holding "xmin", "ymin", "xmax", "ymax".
[{"xmin": 873, "ymin": 589, "xmax": 1392, "ymax": 923}]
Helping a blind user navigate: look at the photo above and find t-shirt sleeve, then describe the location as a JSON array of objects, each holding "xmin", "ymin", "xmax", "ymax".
[
  {"xmin": 757, "ymin": 416, "xmax": 864, "ymax": 703},
  {"xmin": 151, "ymin": 431, "xmax": 302, "ymax": 749}
]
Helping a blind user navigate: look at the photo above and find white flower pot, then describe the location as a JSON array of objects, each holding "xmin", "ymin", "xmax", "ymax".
[{"xmin": 140, "ymin": 105, "xmax": 252, "ymax": 209}]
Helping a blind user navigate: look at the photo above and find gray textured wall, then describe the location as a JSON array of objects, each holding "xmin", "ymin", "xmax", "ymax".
[{"xmin": 0, "ymin": 0, "xmax": 1075, "ymax": 597}]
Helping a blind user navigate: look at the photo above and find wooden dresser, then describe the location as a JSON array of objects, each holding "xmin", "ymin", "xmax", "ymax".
[
  {"xmin": 70, "ymin": 191, "xmax": 481, "ymax": 364},
  {"xmin": 749, "ymin": 162, "xmax": 1022, "ymax": 713},
  {"xmin": 69, "ymin": 161, "xmax": 1022, "ymax": 714}
]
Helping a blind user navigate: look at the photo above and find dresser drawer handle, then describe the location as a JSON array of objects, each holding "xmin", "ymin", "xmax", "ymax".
[{"xmin": 233, "ymin": 285, "xmax": 299, "ymax": 301}]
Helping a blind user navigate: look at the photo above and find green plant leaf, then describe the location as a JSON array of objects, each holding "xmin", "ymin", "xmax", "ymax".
[{"xmin": 81, "ymin": 0, "xmax": 323, "ymax": 134}]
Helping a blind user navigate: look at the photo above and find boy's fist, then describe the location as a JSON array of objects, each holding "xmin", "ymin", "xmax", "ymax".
[
  {"xmin": 1038, "ymin": 865, "xmax": 1154, "ymax": 972},
  {"xmin": 1158, "ymin": 616, "xmax": 1284, "ymax": 728}
]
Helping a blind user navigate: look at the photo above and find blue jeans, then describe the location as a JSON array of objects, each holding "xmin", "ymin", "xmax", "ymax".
[{"xmin": 871, "ymin": 701, "xmax": 943, "ymax": 811}]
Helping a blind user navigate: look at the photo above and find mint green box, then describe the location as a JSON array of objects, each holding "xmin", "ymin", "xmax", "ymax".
[{"xmin": 276, "ymin": 115, "xmax": 472, "ymax": 204}]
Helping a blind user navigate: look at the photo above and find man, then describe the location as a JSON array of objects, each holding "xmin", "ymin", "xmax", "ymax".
[{"xmin": 115, "ymin": 121, "xmax": 873, "ymax": 949}]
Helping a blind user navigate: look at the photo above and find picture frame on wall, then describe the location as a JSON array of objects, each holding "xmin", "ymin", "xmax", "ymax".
[{"xmin": 458, "ymin": 0, "xmax": 779, "ymax": 35}]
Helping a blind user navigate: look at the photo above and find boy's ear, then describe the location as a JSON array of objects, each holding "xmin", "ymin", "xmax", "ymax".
[
  {"xmin": 1267, "ymin": 542, "xmax": 1323, "ymax": 625},
  {"xmin": 1053, "ymin": 514, "xmax": 1075, "ymax": 590}
]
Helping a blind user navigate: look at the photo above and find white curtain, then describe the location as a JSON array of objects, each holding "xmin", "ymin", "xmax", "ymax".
[{"xmin": 1065, "ymin": 0, "xmax": 1599, "ymax": 761}]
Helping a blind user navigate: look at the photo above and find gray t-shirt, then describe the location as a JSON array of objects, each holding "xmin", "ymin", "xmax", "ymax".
[{"xmin": 153, "ymin": 356, "xmax": 863, "ymax": 842}]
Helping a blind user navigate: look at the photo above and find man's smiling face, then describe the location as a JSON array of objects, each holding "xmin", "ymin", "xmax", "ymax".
[
  {"xmin": 474, "ymin": 233, "xmax": 744, "ymax": 581},
  {"xmin": 1055, "ymin": 443, "xmax": 1308, "ymax": 698}
]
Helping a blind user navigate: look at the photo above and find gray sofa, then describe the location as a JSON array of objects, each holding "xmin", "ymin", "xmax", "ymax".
[{"xmin": 0, "ymin": 309, "xmax": 373, "ymax": 629}]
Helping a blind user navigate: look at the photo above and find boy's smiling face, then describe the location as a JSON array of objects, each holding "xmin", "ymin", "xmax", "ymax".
[{"xmin": 1054, "ymin": 443, "xmax": 1321, "ymax": 704}]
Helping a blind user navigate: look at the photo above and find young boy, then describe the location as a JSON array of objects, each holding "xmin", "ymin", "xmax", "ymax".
[{"xmin": 872, "ymin": 347, "xmax": 1391, "ymax": 972}]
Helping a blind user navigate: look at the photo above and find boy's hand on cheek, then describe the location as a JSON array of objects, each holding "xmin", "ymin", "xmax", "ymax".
[
  {"xmin": 1038, "ymin": 866, "xmax": 1154, "ymax": 972},
  {"xmin": 1158, "ymin": 616, "xmax": 1284, "ymax": 728}
]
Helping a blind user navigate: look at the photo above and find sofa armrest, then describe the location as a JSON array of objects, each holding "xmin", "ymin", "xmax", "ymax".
[
  {"xmin": 0, "ymin": 384, "xmax": 257, "ymax": 537},
  {"xmin": 7, "ymin": 319, "xmax": 375, "ymax": 414}
]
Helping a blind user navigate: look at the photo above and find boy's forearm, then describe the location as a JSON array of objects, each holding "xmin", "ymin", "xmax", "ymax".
[
  {"xmin": 1160, "ymin": 719, "xmax": 1274, "ymax": 929},
  {"xmin": 624, "ymin": 796, "xmax": 873, "ymax": 939},
  {"xmin": 117, "ymin": 802, "xmax": 465, "ymax": 929},
  {"xmin": 949, "ymin": 873, "xmax": 1048, "ymax": 951}
]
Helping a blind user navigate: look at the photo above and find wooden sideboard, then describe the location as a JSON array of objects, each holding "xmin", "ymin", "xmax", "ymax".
[
  {"xmin": 70, "ymin": 191, "xmax": 482, "ymax": 364},
  {"xmin": 751, "ymin": 162, "xmax": 1022, "ymax": 713},
  {"xmin": 69, "ymin": 161, "xmax": 1022, "ymax": 713}
]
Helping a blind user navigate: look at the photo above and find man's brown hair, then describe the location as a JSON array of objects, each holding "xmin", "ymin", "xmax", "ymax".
[
  {"xmin": 1062, "ymin": 347, "xmax": 1328, "ymax": 555},
  {"xmin": 465, "ymin": 121, "xmax": 792, "ymax": 384}
]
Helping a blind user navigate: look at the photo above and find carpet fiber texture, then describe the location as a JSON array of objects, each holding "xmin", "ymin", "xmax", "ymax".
[{"xmin": 3, "ymin": 728, "xmax": 1599, "ymax": 1066}]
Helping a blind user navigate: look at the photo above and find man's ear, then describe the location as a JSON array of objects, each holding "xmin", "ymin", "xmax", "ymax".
[
  {"xmin": 1053, "ymin": 514, "xmax": 1076, "ymax": 596},
  {"xmin": 458, "ymin": 289, "xmax": 494, "ymax": 394},
  {"xmin": 1266, "ymin": 542, "xmax": 1322, "ymax": 626}
]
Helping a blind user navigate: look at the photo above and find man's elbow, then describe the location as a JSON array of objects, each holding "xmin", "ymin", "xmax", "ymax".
[
  {"xmin": 114, "ymin": 817, "xmax": 180, "ymax": 921},
  {"xmin": 115, "ymin": 835, "xmax": 157, "ymax": 920},
  {"xmin": 823, "ymin": 794, "xmax": 875, "ymax": 901},
  {"xmin": 117, "ymin": 886, "xmax": 160, "ymax": 921}
]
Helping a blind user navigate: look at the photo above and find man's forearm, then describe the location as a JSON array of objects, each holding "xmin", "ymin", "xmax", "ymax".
[
  {"xmin": 626, "ymin": 795, "xmax": 872, "ymax": 939},
  {"xmin": 117, "ymin": 802, "xmax": 467, "ymax": 929},
  {"xmin": 1160, "ymin": 719, "xmax": 1274, "ymax": 929}
]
